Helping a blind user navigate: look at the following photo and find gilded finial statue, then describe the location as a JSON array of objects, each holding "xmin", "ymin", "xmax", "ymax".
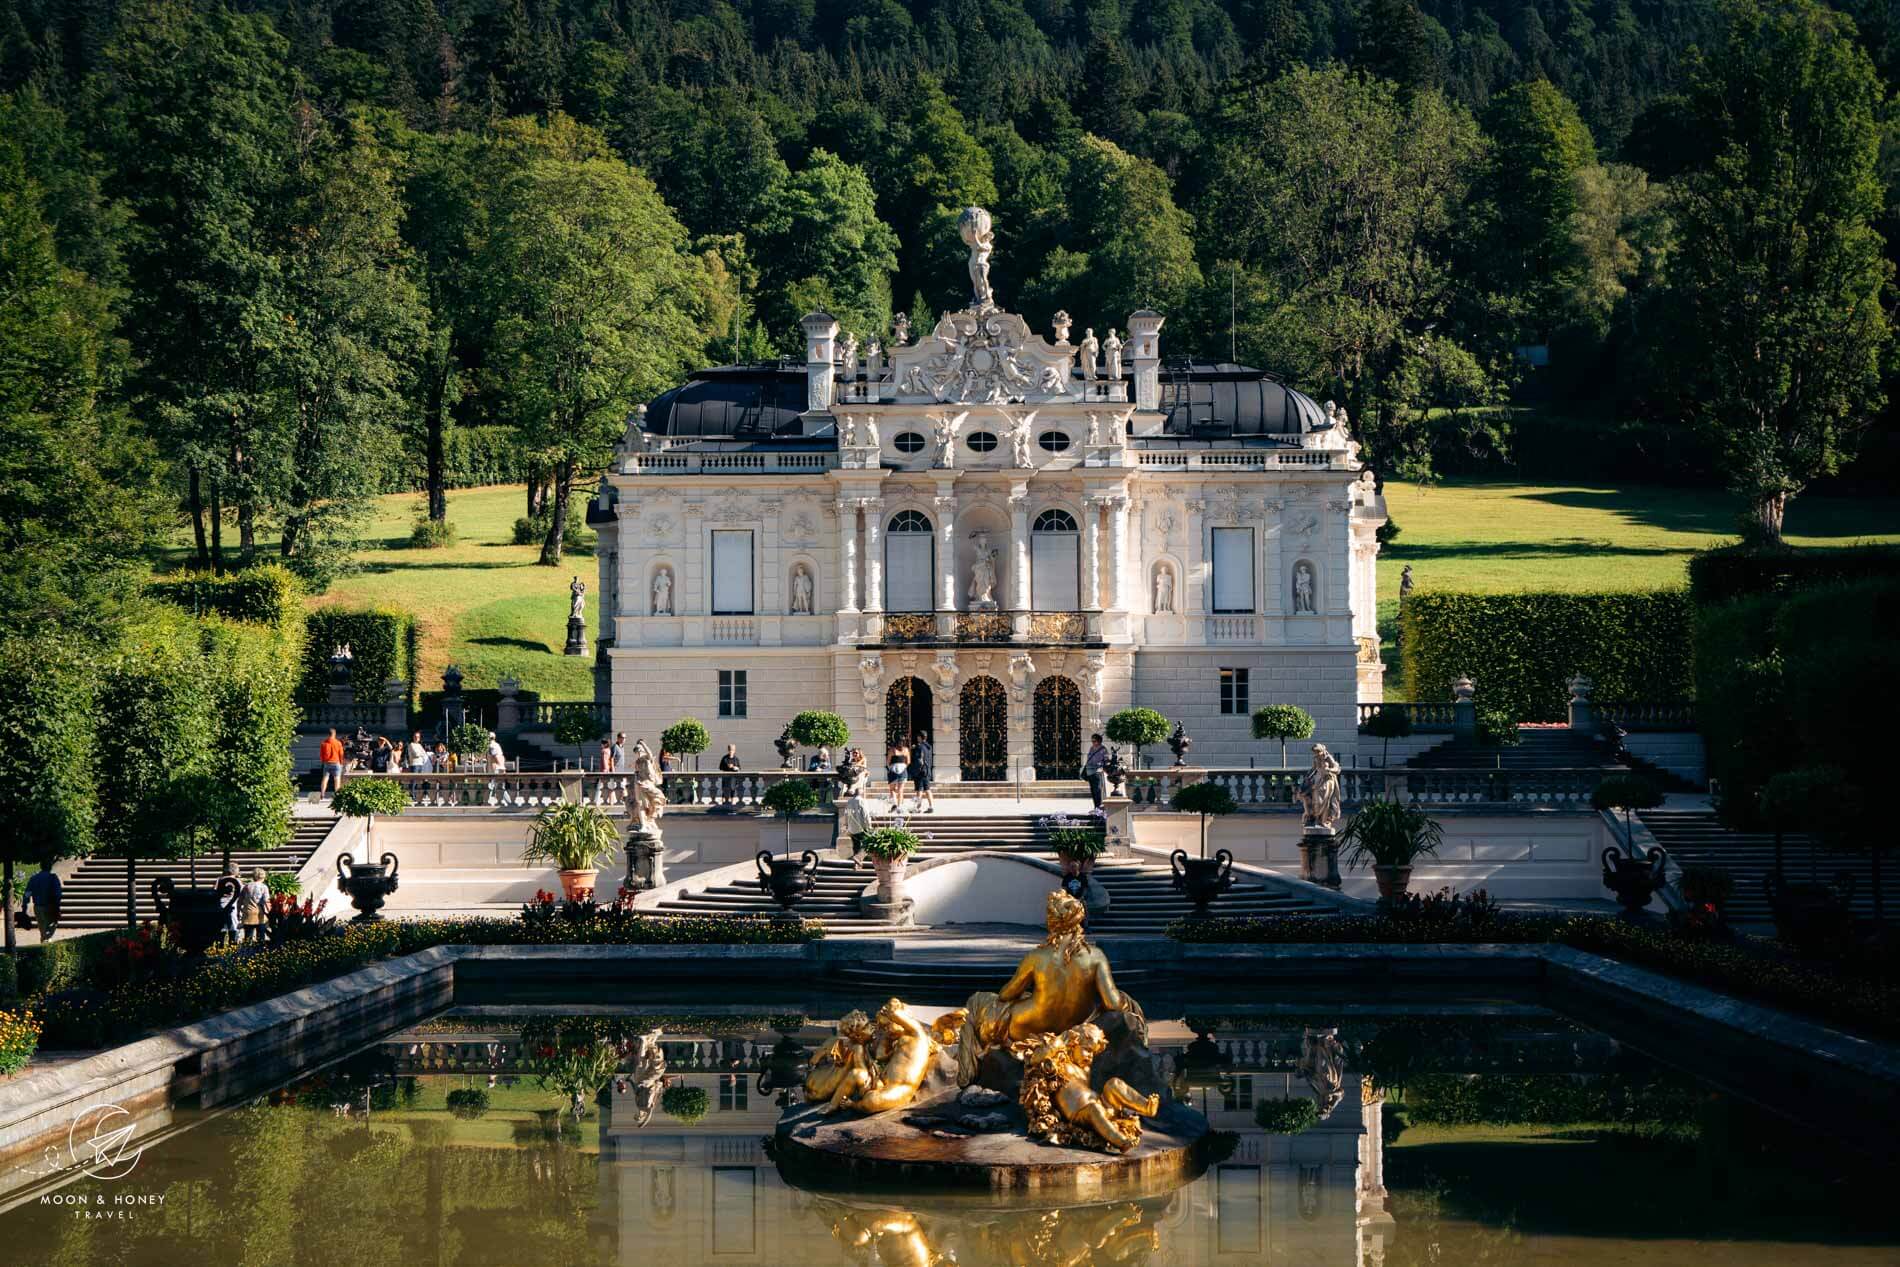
[{"xmin": 1017, "ymin": 1022, "xmax": 1160, "ymax": 1152}]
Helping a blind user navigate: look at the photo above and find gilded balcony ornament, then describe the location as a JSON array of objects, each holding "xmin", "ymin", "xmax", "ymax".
[
  {"xmin": 885, "ymin": 612, "xmax": 937, "ymax": 642},
  {"xmin": 956, "ymin": 611, "xmax": 1013, "ymax": 642},
  {"xmin": 1028, "ymin": 611, "xmax": 1086, "ymax": 642}
]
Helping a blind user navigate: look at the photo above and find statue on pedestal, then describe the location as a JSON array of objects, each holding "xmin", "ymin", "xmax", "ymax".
[
  {"xmin": 564, "ymin": 577, "xmax": 588, "ymax": 655},
  {"xmin": 1153, "ymin": 564, "xmax": 1175, "ymax": 613},
  {"xmin": 959, "ymin": 206, "xmax": 996, "ymax": 309},
  {"xmin": 1292, "ymin": 562, "xmax": 1316, "ymax": 614},
  {"xmin": 630, "ymin": 740, "xmax": 669, "ymax": 836},
  {"xmin": 790, "ymin": 564, "xmax": 815, "ymax": 614},
  {"xmin": 651, "ymin": 567, "xmax": 674, "ymax": 616},
  {"xmin": 1079, "ymin": 329, "xmax": 1100, "ymax": 381},
  {"xmin": 1103, "ymin": 329, "xmax": 1123, "ymax": 380},
  {"xmin": 968, "ymin": 531, "xmax": 1000, "ymax": 608},
  {"xmin": 1295, "ymin": 743, "xmax": 1343, "ymax": 830}
]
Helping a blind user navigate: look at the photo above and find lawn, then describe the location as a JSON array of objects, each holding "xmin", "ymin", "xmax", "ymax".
[{"xmin": 254, "ymin": 479, "xmax": 1900, "ymax": 701}]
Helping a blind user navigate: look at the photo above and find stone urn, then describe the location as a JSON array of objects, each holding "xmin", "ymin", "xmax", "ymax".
[
  {"xmin": 1372, "ymin": 865, "xmax": 1413, "ymax": 901},
  {"xmin": 1600, "ymin": 845, "xmax": 1668, "ymax": 916},
  {"xmin": 1170, "ymin": 848, "xmax": 1234, "ymax": 914},
  {"xmin": 557, "ymin": 868, "xmax": 598, "ymax": 902},
  {"xmin": 152, "ymin": 875, "xmax": 239, "ymax": 956},
  {"xmin": 757, "ymin": 850, "xmax": 819, "ymax": 913},
  {"xmin": 872, "ymin": 855, "xmax": 908, "ymax": 906},
  {"xmin": 337, "ymin": 851, "xmax": 401, "ymax": 922},
  {"xmin": 756, "ymin": 1033, "xmax": 811, "ymax": 1105}
]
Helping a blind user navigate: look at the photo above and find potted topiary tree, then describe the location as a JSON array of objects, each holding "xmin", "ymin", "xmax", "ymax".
[
  {"xmin": 1107, "ymin": 707, "xmax": 1171, "ymax": 771},
  {"xmin": 1592, "ymin": 773, "xmax": 1667, "ymax": 915},
  {"xmin": 1169, "ymin": 781, "xmax": 1238, "ymax": 913},
  {"xmin": 660, "ymin": 716, "xmax": 710, "ymax": 772},
  {"xmin": 328, "ymin": 777, "xmax": 410, "ymax": 921},
  {"xmin": 1251, "ymin": 704, "xmax": 1315, "ymax": 767},
  {"xmin": 1339, "ymin": 797, "xmax": 1443, "ymax": 901},
  {"xmin": 757, "ymin": 779, "xmax": 821, "ymax": 911},
  {"xmin": 552, "ymin": 710, "xmax": 605, "ymax": 771},
  {"xmin": 1358, "ymin": 705, "xmax": 1413, "ymax": 768},
  {"xmin": 788, "ymin": 710, "xmax": 850, "ymax": 770},
  {"xmin": 1048, "ymin": 825, "xmax": 1109, "ymax": 881},
  {"xmin": 449, "ymin": 721, "xmax": 494, "ymax": 770},
  {"xmin": 523, "ymin": 801, "xmax": 620, "ymax": 901},
  {"xmin": 661, "ymin": 1084, "xmax": 709, "ymax": 1123},
  {"xmin": 858, "ymin": 825, "xmax": 921, "ymax": 912}
]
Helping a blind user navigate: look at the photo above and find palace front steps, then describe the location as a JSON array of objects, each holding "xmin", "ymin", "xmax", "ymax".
[
  {"xmin": 1637, "ymin": 809, "xmax": 1886, "ymax": 927},
  {"xmin": 645, "ymin": 811, "xmax": 1337, "ymax": 936},
  {"xmin": 1405, "ymin": 728, "xmax": 1699, "ymax": 791},
  {"xmin": 55, "ymin": 814, "xmax": 338, "ymax": 929}
]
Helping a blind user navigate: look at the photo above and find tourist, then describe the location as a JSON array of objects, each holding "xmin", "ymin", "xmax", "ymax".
[
  {"xmin": 809, "ymin": 747, "xmax": 833, "ymax": 772},
  {"xmin": 22, "ymin": 859, "xmax": 60, "ymax": 943},
  {"xmin": 911, "ymin": 732, "xmax": 936, "ymax": 813},
  {"xmin": 612, "ymin": 732, "xmax": 627, "ymax": 770},
  {"xmin": 238, "ymin": 869, "xmax": 271, "ymax": 944},
  {"xmin": 659, "ymin": 747, "xmax": 677, "ymax": 773},
  {"xmin": 598, "ymin": 736, "xmax": 614, "ymax": 772},
  {"xmin": 1084, "ymin": 733, "xmax": 1110, "ymax": 808},
  {"xmin": 318, "ymin": 728, "xmax": 346, "ymax": 796},
  {"xmin": 406, "ymin": 731, "xmax": 428, "ymax": 772},
  {"xmin": 487, "ymin": 731, "xmax": 507, "ymax": 773},
  {"xmin": 434, "ymin": 740, "xmax": 453, "ymax": 772},
  {"xmin": 369, "ymin": 735, "xmax": 394, "ymax": 774},
  {"xmin": 887, "ymin": 738, "xmax": 911, "ymax": 809},
  {"xmin": 719, "ymin": 743, "xmax": 741, "ymax": 802},
  {"xmin": 222, "ymin": 864, "xmax": 242, "ymax": 944}
]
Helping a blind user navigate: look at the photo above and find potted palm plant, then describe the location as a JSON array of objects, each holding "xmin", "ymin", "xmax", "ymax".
[
  {"xmin": 523, "ymin": 801, "xmax": 620, "ymax": 901},
  {"xmin": 1339, "ymin": 797, "xmax": 1443, "ymax": 901},
  {"xmin": 858, "ymin": 825, "xmax": 921, "ymax": 908},
  {"xmin": 757, "ymin": 779, "xmax": 821, "ymax": 911},
  {"xmin": 1169, "ymin": 781, "xmax": 1238, "ymax": 913}
]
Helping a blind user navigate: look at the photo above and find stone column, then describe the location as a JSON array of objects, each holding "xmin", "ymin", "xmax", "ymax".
[
  {"xmin": 1183, "ymin": 497, "xmax": 1208, "ymax": 618},
  {"xmin": 935, "ymin": 490, "xmax": 958, "ymax": 612},
  {"xmin": 1105, "ymin": 494, "xmax": 1130, "ymax": 611},
  {"xmin": 863, "ymin": 504, "xmax": 884, "ymax": 613},
  {"xmin": 1009, "ymin": 483, "xmax": 1032, "ymax": 613},
  {"xmin": 802, "ymin": 312, "xmax": 839, "ymax": 410},
  {"xmin": 1081, "ymin": 499, "xmax": 1102, "ymax": 611},
  {"xmin": 836, "ymin": 498, "xmax": 859, "ymax": 612}
]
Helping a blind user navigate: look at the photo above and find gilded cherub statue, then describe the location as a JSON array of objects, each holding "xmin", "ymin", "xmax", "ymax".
[
  {"xmin": 945, "ymin": 890, "xmax": 1146, "ymax": 1087},
  {"xmin": 803, "ymin": 1008, "xmax": 875, "ymax": 1105},
  {"xmin": 1016, "ymin": 1022, "xmax": 1160, "ymax": 1153},
  {"xmin": 816, "ymin": 998, "xmax": 943, "ymax": 1114}
]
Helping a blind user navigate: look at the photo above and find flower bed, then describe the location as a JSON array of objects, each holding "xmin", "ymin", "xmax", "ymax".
[
  {"xmin": 0, "ymin": 1006, "xmax": 40, "ymax": 1076},
  {"xmin": 33, "ymin": 912, "xmax": 824, "ymax": 1050}
]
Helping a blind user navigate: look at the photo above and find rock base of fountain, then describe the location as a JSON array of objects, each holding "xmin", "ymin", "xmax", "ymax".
[{"xmin": 772, "ymin": 1088, "xmax": 1211, "ymax": 1198}]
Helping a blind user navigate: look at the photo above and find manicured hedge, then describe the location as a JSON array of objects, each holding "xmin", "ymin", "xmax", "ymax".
[
  {"xmin": 3, "ymin": 928, "xmax": 120, "ymax": 1001},
  {"xmin": 299, "ymin": 607, "xmax": 420, "ymax": 710},
  {"xmin": 1401, "ymin": 590, "xmax": 1694, "ymax": 722},
  {"xmin": 1687, "ymin": 542, "xmax": 1900, "ymax": 605},
  {"xmin": 148, "ymin": 565, "xmax": 304, "ymax": 634}
]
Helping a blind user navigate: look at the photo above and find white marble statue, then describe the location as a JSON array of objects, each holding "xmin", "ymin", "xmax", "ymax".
[
  {"xmin": 893, "ymin": 312, "xmax": 911, "ymax": 346},
  {"xmin": 1293, "ymin": 562, "xmax": 1316, "ymax": 614},
  {"xmin": 839, "ymin": 332, "xmax": 859, "ymax": 379},
  {"xmin": 568, "ymin": 576, "xmax": 586, "ymax": 621},
  {"xmin": 968, "ymin": 530, "xmax": 1000, "ymax": 607},
  {"xmin": 960, "ymin": 206, "xmax": 995, "ymax": 308},
  {"xmin": 1087, "ymin": 412, "xmax": 1102, "ymax": 445},
  {"xmin": 1011, "ymin": 415, "xmax": 1034, "ymax": 468},
  {"xmin": 627, "ymin": 1028, "xmax": 667, "ymax": 1125},
  {"xmin": 1008, "ymin": 652, "xmax": 1035, "ymax": 702},
  {"xmin": 864, "ymin": 418, "xmax": 880, "ymax": 449},
  {"xmin": 866, "ymin": 338, "xmax": 883, "ymax": 382},
  {"xmin": 1079, "ymin": 329, "xmax": 1100, "ymax": 380},
  {"xmin": 631, "ymin": 740, "xmax": 668, "ymax": 836},
  {"xmin": 1109, "ymin": 409, "xmax": 1130, "ymax": 444},
  {"xmin": 790, "ymin": 564, "xmax": 814, "ymax": 614},
  {"xmin": 932, "ymin": 411, "xmax": 965, "ymax": 467},
  {"xmin": 934, "ymin": 652, "xmax": 958, "ymax": 691},
  {"xmin": 1153, "ymin": 564, "xmax": 1176, "ymax": 613},
  {"xmin": 842, "ymin": 415, "xmax": 858, "ymax": 447},
  {"xmin": 1104, "ymin": 328, "xmax": 1123, "ymax": 380},
  {"xmin": 1295, "ymin": 744, "xmax": 1343, "ymax": 830},
  {"xmin": 651, "ymin": 567, "xmax": 673, "ymax": 616},
  {"xmin": 858, "ymin": 655, "xmax": 882, "ymax": 694}
]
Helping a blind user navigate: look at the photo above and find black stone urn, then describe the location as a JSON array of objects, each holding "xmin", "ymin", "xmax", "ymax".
[
  {"xmin": 775, "ymin": 725, "xmax": 799, "ymax": 770},
  {"xmin": 1168, "ymin": 723, "xmax": 1194, "ymax": 768},
  {"xmin": 756, "ymin": 1033, "xmax": 811, "ymax": 1105},
  {"xmin": 151, "ymin": 875, "xmax": 239, "ymax": 956},
  {"xmin": 1170, "ymin": 1026, "xmax": 1235, "ymax": 1101},
  {"xmin": 1171, "ymin": 848, "xmax": 1234, "ymax": 914},
  {"xmin": 757, "ymin": 850, "xmax": 819, "ymax": 912},
  {"xmin": 1600, "ymin": 844, "xmax": 1668, "ymax": 916},
  {"xmin": 337, "ymin": 851, "xmax": 401, "ymax": 922}
]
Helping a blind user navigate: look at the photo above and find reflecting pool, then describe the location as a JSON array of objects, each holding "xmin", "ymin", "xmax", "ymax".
[{"xmin": 4, "ymin": 996, "xmax": 1897, "ymax": 1265}]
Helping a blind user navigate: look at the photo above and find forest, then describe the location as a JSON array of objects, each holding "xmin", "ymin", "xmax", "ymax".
[{"xmin": 0, "ymin": 0, "xmax": 1894, "ymax": 609}]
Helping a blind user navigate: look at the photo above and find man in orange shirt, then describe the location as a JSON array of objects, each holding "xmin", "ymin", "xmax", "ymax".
[{"xmin": 318, "ymin": 728, "xmax": 346, "ymax": 795}]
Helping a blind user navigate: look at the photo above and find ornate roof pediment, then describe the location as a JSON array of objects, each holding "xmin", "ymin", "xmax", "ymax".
[{"xmin": 889, "ymin": 305, "xmax": 1077, "ymax": 406}]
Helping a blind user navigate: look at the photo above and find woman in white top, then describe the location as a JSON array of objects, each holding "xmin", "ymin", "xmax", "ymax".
[{"xmin": 487, "ymin": 735, "xmax": 507, "ymax": 772}]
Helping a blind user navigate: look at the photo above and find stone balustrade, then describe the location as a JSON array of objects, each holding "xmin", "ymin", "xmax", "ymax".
[
  {"xmin": 1596, "ymin": 700, "xmax": 1697, "ymax": 731},
  {"xmin": 372, "ymin": 772, "xmax": 629, "ymax": 809},
  {"xmin": 304, "ymin": 702, "xmax": 388, "ymax": 728},
  {"xmin": 524, "ymin": 700, "xmax": 611, "ymax": 730},
  {"xmin": 621, "ymin": 450, "xmax": 836, "ymax": 474},
  {"xmin": 660, "ymin": 769, "xmax": 839, "ymax": 810},
  {"xmin": 1125, "ymin": 765, "xmax": 1606, "ymax": 811},
  {"xmin": 1355, "ymin": 701, "xmax": 1458, "ymax": 732},
  {"xmin": 1134, "ymin": 449, "xmax": 1352, "ymax": 470}
]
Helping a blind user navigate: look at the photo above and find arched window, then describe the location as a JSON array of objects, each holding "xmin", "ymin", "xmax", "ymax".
[
  {"xmin": 1031, "ymin": 508, "xmax": 1079, "ymax": 610},
  {"xmin": 885, "ymin": 510, "xmax": 934, "ymax": 610}
]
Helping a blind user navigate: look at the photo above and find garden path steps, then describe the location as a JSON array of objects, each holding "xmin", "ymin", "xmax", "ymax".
[
  {"xmin": 54, "ymin": 814, "xmax": 338, "ymax": 929},
  {"xmin": 1637, "ymin": 809, "xmax": 1886, "ymax": 926}
]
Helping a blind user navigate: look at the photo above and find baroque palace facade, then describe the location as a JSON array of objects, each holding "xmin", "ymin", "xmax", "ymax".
[{"xmin": 592, "ymin": 208, "xmax": 1386, "ymax": 778}]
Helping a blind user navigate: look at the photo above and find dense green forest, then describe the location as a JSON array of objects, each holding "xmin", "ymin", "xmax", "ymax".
[{"xmin": 0, "ymin": 0, "xmax": 1893, "ymax": 597}]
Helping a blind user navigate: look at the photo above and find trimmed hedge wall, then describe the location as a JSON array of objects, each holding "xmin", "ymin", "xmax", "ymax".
[
  {"xmin": 1687, "ymin": 542, "xmax": 1900, "ymax": 605},
  {"xmin": 299, "ymin": 607, "xmax": 420, "ymax": 710},
  {"xmin": 147, "ymin": 564, "xmax": 303, "ymax": 634},
  {"xmin": 1400, "ymin": 590, "xmax": 1694, "ymax": 722}
]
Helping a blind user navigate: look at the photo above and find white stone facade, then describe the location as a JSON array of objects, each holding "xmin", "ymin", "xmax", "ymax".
[{"xmin": 594, "ymin": 212, "xmax": 1385, "ymax": 776}]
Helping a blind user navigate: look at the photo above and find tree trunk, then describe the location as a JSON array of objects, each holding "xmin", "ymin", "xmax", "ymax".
[
  {"xmin": 526, "ymin": 468, "xmax": 543, "ymax": 520},
  {"xmin": 238, "ymin": 501, "xmax": 257, "ymax": 566},
  {"xmin": 3, "ymin": 858, "xmax": 14, "ymax": 955},
  {"xmin": 126, "ymin": 855, "xmax": 136, "ymax": 926},
  {"xmin": 210, "ymin": 482, "xmax": 225, "ymax": 574},
  {"xmin": 280, "ymin": 514, "xmax": 302, "ymax": 562},
  {"xmin": 1751, "ymin": 491, "xmax": 1788, "ymax": 543},
  {"xmin": 539, "ymin": 460, "xmax": 574, "ymax": 566},
  {"xmin": 189, "ymin": 468, "xmax": 209, "ymax": 570},
  {"xmin": 426, "ymin": 357, "xmax": 450, "ymax": 522}
]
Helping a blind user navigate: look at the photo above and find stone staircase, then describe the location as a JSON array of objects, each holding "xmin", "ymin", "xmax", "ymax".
[
  {"xmin": 873, "ymin": 812, "xmax": 1060, "ymax": 854},
  {"xmin": 1085, "ymin": 860, "xmax": 1337, "ymax": 936},
  {"xmin": 645, "ymin": 856, "xmax": 924, "ymax": 935},
  {"xmin": 916, "ymin": 780, "xmax": 1091, "ymax": 799},
  {"xmin": 55, "ymin": 815, "xmax": 337, "ymax": 929},
  {"xmin": 1637, "ymin": 809, "xmax": 1885, "ymax": 925},
  {"xmin": 1407, "ymin": 728, "xmax": 1617, "ymax": 770}
]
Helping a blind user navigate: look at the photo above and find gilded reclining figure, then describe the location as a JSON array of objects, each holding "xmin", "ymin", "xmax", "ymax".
[
  {"xmin": 944, "ymin": 890, "xmax": 1146, "ymax": 1087},
  {"xmin": 807, "ymin": 999, "xmax": 942, "ymax": 1114},
  {"xmin": 803, "ymin": 1008, "xmax": 875, "ymax": 1105},
  {"xmin": 1016, "ymin": 1022, "xmax": 1160, "ymax": 1153}
]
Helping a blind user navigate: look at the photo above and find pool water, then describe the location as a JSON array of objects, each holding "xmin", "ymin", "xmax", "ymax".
[{"xmin": 4, "ymin": 996, "xmax": 1896, "ymax": 1266}]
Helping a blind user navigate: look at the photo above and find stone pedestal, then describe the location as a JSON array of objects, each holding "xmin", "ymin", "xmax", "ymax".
[
  {"xmin": 1300, "ymin": 825, "xmax": 1341, "ymax": 889},
  {"xmin": 563, "ymin": 615, "xmax": 586, "ymax": 656},
  {"xmin": 626, "ymin": 830, "xmax": 666, "ymax": 892},
  {"xmin": 863, "ymin": 896, "xmax": 915, "ymax": 926}
]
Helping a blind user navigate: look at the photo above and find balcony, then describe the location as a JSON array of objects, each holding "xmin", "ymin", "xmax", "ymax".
[{"xmin": 862, "ymin": 611, "xmax": 1094, "ymax": 646}]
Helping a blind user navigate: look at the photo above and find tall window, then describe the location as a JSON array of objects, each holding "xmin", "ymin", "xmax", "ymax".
[
  {"xmin": 1219, "ymin": 668, "xmax": 1250, "ymax": 714},
  {"xmin": 1031, "ymin": 508, "xmax": 1080, "ymax": 610},
  {"xmin": 719, "ymin": 1074, "xmax": 747, "ymax": 1110},
  {"xmin": 1211, "ymin": 527, "xmax": 1255, "ymax": 613},
  {"xmin": 718, "ymin": 669, "xmax": 747, "ymax": 718},
  {"xmin": 711, "ymin": 529, "xmax": 754, "ymax": 614},
  {"xmin": 885, "ymin": 510, "xmax": 934, "ymax": 611}
]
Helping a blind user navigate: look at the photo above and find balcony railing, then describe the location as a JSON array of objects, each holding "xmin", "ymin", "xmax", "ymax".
[
  {"xmin": 956, "ymin": 611, "xmax": 1014, "ymax": 642},
  {"xmin": 1026, "ymin": 611, "xmax": 1087, "ymax": 642},
  {"xmin": 1125, "ymin": 765, "xmax": 1606, "ymax": 811},
  {"xmin": 862, "ymin": 611, "xmax": 1088, "ymax": 645},
  {"xmin": 1356, "ymin": 701, "xmax": 1457, "ymax": 732},
  {"xmin": 661, "ymin": 769, "xmax": 838, "ymax": 810},
  {"xmin": 882, "ymin": 612, "xmax": 938, "ymax": 643},
  {"xmin": 708, "ymin": 617, "xmax": 759, "ymax": 644},
  {"xmin": 372, "ymin": 772, "xmax": 630, "ymax": 809},
  {"xmin": 1208, "ymin": 616, "xmax": 1258, "ymax": 641},
  {"xmin": 622, "ymin": 451, "xmax": 835, "ymax": 474},
  {"xmin": 1133, "ymin": 449, "xmax": 1352, "ymax": 469}
]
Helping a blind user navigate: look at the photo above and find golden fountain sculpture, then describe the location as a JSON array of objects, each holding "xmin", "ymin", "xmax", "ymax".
[{"xmin": 801, "ymin": 890, "xmax": 1160, "ymax": 1153}]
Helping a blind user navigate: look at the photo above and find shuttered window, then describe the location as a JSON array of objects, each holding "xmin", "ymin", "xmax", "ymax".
[
  {"xmin": 711, "ymin": 529, "xmax": 754, "ymax": 614},
  {"xmin": 1211, "ymin": 527, "xmax": 1255, "ymax": 613}
]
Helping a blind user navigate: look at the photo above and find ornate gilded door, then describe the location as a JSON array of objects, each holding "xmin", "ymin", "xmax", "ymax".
[
  {"xmin": 885, "ymin": 678, "xmax": 933, "ymax": 753},
  {"xmin": 1033, "ymin": 676, "xmax": 1082, "ymax": 779},
  {"xmin": 958, "ymin": 676, "xmax": 1008, "ymax": 781}
]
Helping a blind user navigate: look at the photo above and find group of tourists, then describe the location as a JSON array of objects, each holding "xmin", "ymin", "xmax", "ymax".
[{"xmin": 318, "ymin": 727, "xmax": 511, "ymax": 793}]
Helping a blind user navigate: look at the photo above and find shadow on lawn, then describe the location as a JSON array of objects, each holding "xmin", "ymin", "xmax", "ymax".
[
  {"xmin": 467, "ymin": 636, "xmax": 555, "ymax": 654},
  {"xmin": 1517, "ymin": 486, "xmax": 1738, "ymax": 536},
  {"xmin": 350, "ymin": 558, "xmax": 534, "ymax": 575},
  {"xmin": 1384, "ymin": 540, "xmax": 1685, "ymax": 562}
]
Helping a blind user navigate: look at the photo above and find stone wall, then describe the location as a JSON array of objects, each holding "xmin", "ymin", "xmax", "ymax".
[
  {"xmin": 1622, "ymin": 730, "xmax": 1705, "ymax": 785},
  {"xmin": 608, "ymin": 648, "xmax": 836, "ymax": 765},
  {"xmin": 1131, "ymin": 646, "xmax": 1360, "ymax": 767}
]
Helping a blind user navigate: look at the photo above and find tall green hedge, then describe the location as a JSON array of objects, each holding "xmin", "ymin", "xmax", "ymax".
[
  {"xmin": 299, "ymin": 607, "xmax": 420, "ymax": 710},
  {"xmin": 1687, "ymin": 543, "xmax": 1900, "ymax": 605},
  {"xmin": 1401, "ymin": 590, "xmax": 1694, "ymax": 722},
  {"xmin": 200, "ymin": 618, "xmax": 297, "ymax": 854},
  {"xmin": 147, "ymin": 564, "xmax": 303, "ymax": 633}
]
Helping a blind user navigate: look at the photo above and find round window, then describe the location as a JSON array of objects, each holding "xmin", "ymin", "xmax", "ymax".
[
  {"xmin": 966, "ymin": 431, "xmax": 999, "ymax": 453},
  {"xmin": 1038, "ymin": 430, "xmax": 1072, "ymax": 453},
  {"xmin": 893, "ymin": 431, "xmax": 926, "ymax": 454}
]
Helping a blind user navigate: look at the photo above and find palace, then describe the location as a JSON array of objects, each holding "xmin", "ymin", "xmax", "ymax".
[{"xmin": 592, "ymin": 207, "xmax": 1386, "ymax": 777}]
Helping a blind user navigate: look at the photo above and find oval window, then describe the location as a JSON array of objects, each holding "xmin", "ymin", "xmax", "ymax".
[
  {"xmin": 1038, "ymin": 430, "xmax": 1072, "ymax": 453},
  {"xmin": 893, "ymin": 431, "xmax": 926, "ymax": 454},
  {"xmin": 966, "ymin": 431, "xmax": 998, "ymax": 453}
]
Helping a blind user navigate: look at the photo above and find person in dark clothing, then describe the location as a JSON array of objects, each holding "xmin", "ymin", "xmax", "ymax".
[
  {"xmin": 1083, "ymin": 733, "xmax": 1109, "ymax": 808},
  {"xmin": 911, "ymin": 732, "xmax": 935, "ymax": 813}
]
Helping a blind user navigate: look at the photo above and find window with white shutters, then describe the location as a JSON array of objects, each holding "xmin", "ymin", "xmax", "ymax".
[
  {"xmin": 1211, "ymin": 527, "xmax": 1255, "ymax": 613},
  {"xmin": 711, "ymin": 529, "xmax": 754, "ymax": 614}
]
